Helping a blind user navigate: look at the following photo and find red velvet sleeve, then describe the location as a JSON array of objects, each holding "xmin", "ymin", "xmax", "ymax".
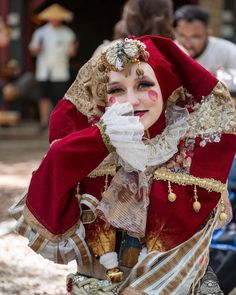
[
  {"xmin": 49, "ymin": 98, "xmax": 89, "ymax": 143},
  {"xmin": 26, "ymin": 125, "xmax": 109, "ymax": 236}
]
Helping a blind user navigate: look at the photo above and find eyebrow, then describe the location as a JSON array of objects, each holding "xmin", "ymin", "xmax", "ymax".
[
  {"xmin": 107, "ymin": 81, "xmax": 120, "ymax": 87},
  {"xmin": 139, "ymin": 75, "xmax": 152, "ymax": 81},
  {"xmin": 108, "ymin": 75, "xmax": 153, "ymax": 86}
]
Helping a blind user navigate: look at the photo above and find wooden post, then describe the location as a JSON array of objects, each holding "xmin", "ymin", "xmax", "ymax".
[{"xmin": 199, "ymin": 0, "xmax": 224, "ymax": 36}]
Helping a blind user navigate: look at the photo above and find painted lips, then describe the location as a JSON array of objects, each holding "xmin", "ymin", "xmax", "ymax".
[{"xmin": 134, "ymin": 110, "xmax": 148, "ymax": 117}]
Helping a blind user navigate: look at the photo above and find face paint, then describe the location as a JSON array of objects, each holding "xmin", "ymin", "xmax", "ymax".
[
  {"xmin": 148, "ymin": 90, "xmax": 158, "ymax": 102},
  {"xmin": 108, "ymin": 96, "xmax": 116, "ymax": 105},
  {"xmin": 108, "ymin": 62, "xmax": 163, "ymax": 130}
]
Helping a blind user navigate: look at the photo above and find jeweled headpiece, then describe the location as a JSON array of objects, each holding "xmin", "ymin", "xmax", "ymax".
[{"xmin": 98, "ymin": 38, "xmax": 150, "ymax": 81}]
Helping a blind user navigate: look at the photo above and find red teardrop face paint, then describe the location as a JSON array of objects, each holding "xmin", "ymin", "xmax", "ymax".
[
  {"xmin": 108, "ymin": 96, "xmax": 116, "ymax": 105},
  {"xmin": 148, "ymin": 90, "xmax": 158, "ymax": 102}
]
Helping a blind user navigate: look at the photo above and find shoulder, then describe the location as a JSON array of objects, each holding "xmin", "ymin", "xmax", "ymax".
[
  {"xmin": 61, "ymin": 25, "xmax": 75, "ymax": 34},
  {"xmin": 32, "ymin": 24, "xmax": 47, "ymax": 36},
  {"xmin": 39, "ymin": 24, "xmax": 49, "ymax": 32},
  {"xmin": 208, "ymin": 36, "xmax": 236, "ymax": 50}
]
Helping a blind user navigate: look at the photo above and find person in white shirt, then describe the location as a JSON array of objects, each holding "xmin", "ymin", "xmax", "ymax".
[
  {"xmin": 29, "ymin": 4, "xmax": 78, "ymax": 132},
  {"xmin": 173, "ymin": 5, "xmax": 236, "ymax": 75},
  {"xmin": 174, "ymin": 6, "xmax": 236, "ymax": 294}
]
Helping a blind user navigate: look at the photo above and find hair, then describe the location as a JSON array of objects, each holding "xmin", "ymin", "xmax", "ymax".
[
  {"xmin": 173, "ymin": 5, "xmax": 210, "ymax": 27},
  {"xmin": 113, "ymin": 0, "xmax": 174, "ymax": 40}
]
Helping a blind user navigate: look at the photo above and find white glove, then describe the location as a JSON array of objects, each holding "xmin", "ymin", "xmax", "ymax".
[
  {"xmin": 101, "ymin": 102, "xmax": 147, "ymax": 171},
  {"xmin": 99, "ymin": 251, "xmax": 118, "ymax": 269}
]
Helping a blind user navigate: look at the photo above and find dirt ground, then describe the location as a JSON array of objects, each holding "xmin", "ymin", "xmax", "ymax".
[{"xmin": 0, "ymin": 124, "xmax": 76, "ymax": 295}]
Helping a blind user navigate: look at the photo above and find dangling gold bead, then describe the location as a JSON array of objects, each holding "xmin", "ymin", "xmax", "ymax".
[
  {"xmin": 98, "ymin": 63, "xmax": 106, "ymax": 72},
  {"xmin": 219, "ymin": 212, "xmax": 227, "ymax": 222},
  {"xmin": 167, "ymin": 180, "xmax": 176, "ymax": 202},
  {"xmin": 136, "ymin": 67, "xmax": 144, "ymax": 78},
  {"xmin": 193, "ymin": 200, "xmax": 201, "ymax": 213},
  {"xmin": 100, "ymin": 74, "xmax": 109, "ymax": 83},
  {"xmin": 141, "ymin": 50, "xmax": 150, "ymax": 61},
  {"xmin": 168, "ymin": 192, "xmax": 177, "ymax": 202}
]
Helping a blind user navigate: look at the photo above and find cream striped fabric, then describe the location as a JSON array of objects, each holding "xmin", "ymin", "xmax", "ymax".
[
  {"xmin": 119, "ymin": 207, "xmax": 219, "ymax": 295},
  {"xmin": 9, "ymin": 192, "xmax": 92, "ymax": 265}
]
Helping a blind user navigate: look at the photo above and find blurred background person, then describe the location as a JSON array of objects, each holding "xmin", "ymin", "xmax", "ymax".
[
  {"xmin": 0, "ymin": 17, "xmax": 10, "ymax": 109},
  {"xmin": 0, "ymin": 17, "xmax": 10, "ymax": 48},
  {"xmin": 113, "ymin": 0, "xmax": 173, "ymax": 39},
  {"xmin": 2, "ymin": 59, "xmax": 40, "ymax": 121},
  {"xmin": 173, "ymin": 5, "xmax": 236, "ymax": 76},
  {"xmin": 173, "ymin": 7, "xmax": 236, "ymax": 294},
  {"xmin": 29, "ymin": 3, "xmax": 78, "ymax": 133},
  {"xmin": 93, "ymin": 0, "xmax": 174, "ymax": 57}
]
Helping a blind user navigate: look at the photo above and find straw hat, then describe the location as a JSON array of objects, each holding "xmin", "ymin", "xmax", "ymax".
[{"xmin": 37, "ymin": 3, "xmax": 73, "ymax": 22}]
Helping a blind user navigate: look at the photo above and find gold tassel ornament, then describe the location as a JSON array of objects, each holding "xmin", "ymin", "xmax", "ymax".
[
  {"xmin": 219, "ymin": 197, "xmax": 228, "ymax": 222},
  {"xmin": 167, "ymin": 180, "xmax": 177, "ymax": 202},
  {"xmin": 193, "ymin": 185, "xmax": 201, "ymax": 213}
]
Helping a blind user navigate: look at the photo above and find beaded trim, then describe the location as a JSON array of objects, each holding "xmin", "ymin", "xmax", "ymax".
[
  {"xmin": 96, "ymin": 122, "xmax": 115, "ymax": 153},
  {"xmin": 154, "ymin": 168, "xmax": 225, "ymax": 193},
  {"xmin": 88, "ymin": 165, "xmax": 226, "ymax": 194}
]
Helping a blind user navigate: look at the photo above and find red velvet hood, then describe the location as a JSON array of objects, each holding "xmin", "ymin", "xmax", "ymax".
[{"xmin": 134, "ymin": 35, "xmax": 218, "ymax": 137}]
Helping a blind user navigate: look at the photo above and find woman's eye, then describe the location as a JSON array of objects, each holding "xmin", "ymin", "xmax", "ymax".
[
  {"xmin": 138, "ymin": 81, "xmax": 155, "ymax": 89},
  {"xmin": 107, "ymin": 88, "xmax": 123, "ymax": 94}
]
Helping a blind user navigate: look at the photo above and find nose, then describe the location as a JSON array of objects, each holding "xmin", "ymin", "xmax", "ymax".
[
  {"xmin": 126, "ymin": 90, "xmax": 140, "ymax": 106},
  {"xmin": 182, "ymin": 39, "xmax": 192, "ymax": 48}
]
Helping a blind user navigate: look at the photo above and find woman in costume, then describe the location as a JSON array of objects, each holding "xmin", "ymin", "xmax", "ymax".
[{"xmin": 10, "ymin": 36, "xmax": 236, "ymax": 294}]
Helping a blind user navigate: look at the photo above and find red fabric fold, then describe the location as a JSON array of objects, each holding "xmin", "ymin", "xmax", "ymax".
[{"xmin": 49, "ymin": 98, "xmax": 89, "ymax": 143}]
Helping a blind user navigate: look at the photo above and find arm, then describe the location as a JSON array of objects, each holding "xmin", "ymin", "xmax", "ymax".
[
  {"xmin": 28, "ymin": 29, "xmax": 43, "ymax": 56},
  {"xmin": 67, "ymin": 29, "xmax": 78, "ymax": 57},
  {"xmin": 26, "ymin": 125, "xmax": 110, "ymax": 236},
  {"xmin": 67, "ymin": 39, "xmax": 78, "ymax": 57},
  {"xmin": 10, "ymin": 124, "xmax": 111, "ymax": 265}
]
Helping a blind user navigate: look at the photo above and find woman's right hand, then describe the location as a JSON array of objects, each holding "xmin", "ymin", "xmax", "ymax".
[{"xmin": 100, "ymin": 102, "xmax": 148, "ymax": 171}]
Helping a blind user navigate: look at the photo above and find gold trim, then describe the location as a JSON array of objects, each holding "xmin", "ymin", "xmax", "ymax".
[
  {"xmin": 96, "ymin": 122, "xmax": 115, "ymax": 153},
  {"xmin": 23, "ymin": 206, "xmax": 80, "ymax": 243},
  {"xmin": 154, "ymin": 168, "xmax": 225, "ymax": 193},
  {"xmin": 88, "ymin": 164, "xmax": 116, "ymax": 178}
]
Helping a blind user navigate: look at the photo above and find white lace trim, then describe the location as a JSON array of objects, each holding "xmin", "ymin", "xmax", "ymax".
[{"xmin": 147, "ymin": 106, "xmax": 189, "ymax": 166}]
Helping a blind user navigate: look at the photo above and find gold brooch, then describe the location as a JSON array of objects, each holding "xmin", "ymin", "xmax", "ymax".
[{"xmin": 98, "ymin": 38, "xmax": 150, "ymax": 81}]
